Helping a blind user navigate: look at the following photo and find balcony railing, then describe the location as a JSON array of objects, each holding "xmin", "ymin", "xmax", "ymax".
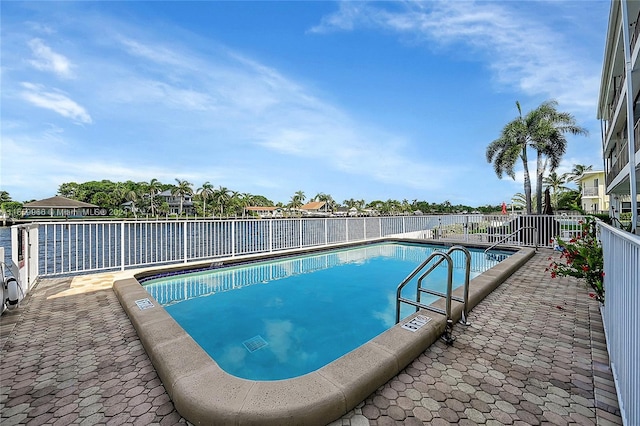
[
  {"xmin": 630, "ymin": 12, "xmax": 640, "ymax": 53},
  {"xmin": 631, "ymin": 8, "xmax": 640, "ymax": 53},
  {"xmin": 606, "ymin": 141, "xmax": 630, "ymax": 186},
  {"xmin": 582, "ymin": 187, "xmax": 599, "ymax": 197},
  {"xmin": 609, "ymin": 82, "xmax": 622, "ymax": 121},
  {"xmin": 635, "ymin": 118, "xmax": 640, "ymax": 153}
]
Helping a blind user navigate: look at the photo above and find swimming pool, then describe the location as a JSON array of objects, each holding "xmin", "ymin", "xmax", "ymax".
[
  {"xmin": 114, "ymin": 240, "xmax": 535, "ymax": 425},
  {"xmin": 142, "ymin": 242, "xmax": 507, "ymax": 380}
]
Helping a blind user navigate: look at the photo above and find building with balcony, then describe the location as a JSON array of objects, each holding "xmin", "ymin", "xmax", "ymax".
[
  {"xmin": 578, "ymin": 170, "xmax": 609, "ymax": 213},
  {"xmin": 157, "ymin": 189, "xmax": 194, "ymax": 215},
  {"xmin": 597, "ymin": 0, "xmax": 640, "ymax": 233}
]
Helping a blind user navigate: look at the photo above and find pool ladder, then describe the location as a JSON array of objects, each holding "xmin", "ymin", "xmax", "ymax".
[{"xmin": 395, "ymin": 246, "xmax": 471, "ymax": 345}]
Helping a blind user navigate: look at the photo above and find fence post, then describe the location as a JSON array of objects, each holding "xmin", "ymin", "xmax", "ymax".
[
  {"xmin": 464, "ymin": 215, "xmax": 469, "ymax": 243},
  {"xmin": 299, "ymin": 218, "xmax": 303, "ymax": 248},
  {"xmin": 324, "ymin": 218, "xmax": 328, "ymax": 246},
  {"xmin": 269, "ymin": 219, "xmax": 273, "ymax": 253},
  {"xmin": 231, "ymin": 220, "xmax": 236, "ymax": 257},
  {"xmin": 120, "ymin": 222, "xmax": 125, "ymax": 271},
  {"xmin": 183, "ymin": 221, "xmax": 188, "ymax": 263},
  {"xmin": 346, "ymin": 218, "xmax": 349, "ymax": 242},
  {"xmin": 363, "ymin": 218, "xmax": 367, "ymax": 241}
]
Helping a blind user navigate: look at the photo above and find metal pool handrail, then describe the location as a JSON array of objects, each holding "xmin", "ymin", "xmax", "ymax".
[
  {"xmin": 483, "ymin": 226, "xmax": 538, "ymax": 255},
  {"xmin": 395, "ymin": 246, "xmax": 472, "ymax": 344}
]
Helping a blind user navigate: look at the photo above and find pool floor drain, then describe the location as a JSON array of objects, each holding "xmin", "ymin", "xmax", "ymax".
[{"xmin": 243, "ymin": 335, "xmax": 268, "ymax": 353}]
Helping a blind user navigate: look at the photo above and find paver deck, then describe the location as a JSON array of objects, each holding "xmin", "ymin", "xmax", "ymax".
[{"xmin": 0, "ymin": 250, "xmax": 622, "ymax": 425}]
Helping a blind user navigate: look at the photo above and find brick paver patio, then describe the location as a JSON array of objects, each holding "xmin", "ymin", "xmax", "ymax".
[{"xmin": 0, "ymin": 250, "xmax": 622, "ymax": 425}]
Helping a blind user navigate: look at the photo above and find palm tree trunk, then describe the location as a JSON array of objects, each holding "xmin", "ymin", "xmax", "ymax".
[
  {"xmin": 535, "ymin": 154, "xmax": 549, "ymax": 215},
  {"xmin": 521, "ymin": 150, "xmax": 533, "ymax": 214},
  {"xmin": 535, "ymin": 152, "xmax": 544, "ymax": 214}
]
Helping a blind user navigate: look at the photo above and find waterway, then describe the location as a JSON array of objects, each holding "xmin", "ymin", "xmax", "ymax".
[{"xmin": 0, "ymin": 227, "xmax": 11, "ymax": 265}]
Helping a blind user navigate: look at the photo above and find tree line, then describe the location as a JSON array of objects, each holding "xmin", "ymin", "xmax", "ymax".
[{"xmin": 0, "ymin": 182, "xmax": 508, "ymax": 219}]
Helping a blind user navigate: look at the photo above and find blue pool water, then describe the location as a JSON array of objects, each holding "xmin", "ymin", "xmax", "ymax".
[{"xmin": 144, "ymin": 242, "xmax": 507, "ymax": 380}]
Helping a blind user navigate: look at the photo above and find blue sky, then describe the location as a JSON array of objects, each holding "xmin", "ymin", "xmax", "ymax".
[{"xmin": 1, "ymin": 1, "xmax": 609, "ymax": 207}]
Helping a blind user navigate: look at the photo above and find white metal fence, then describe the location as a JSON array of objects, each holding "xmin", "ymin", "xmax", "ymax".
[
  {"xmin": 599, "ymin": 223, "xmax": 640, "ymax": 426},
  {"xmin": 11, "ymin": 214, "xmax": 588, "ymax": 278}
]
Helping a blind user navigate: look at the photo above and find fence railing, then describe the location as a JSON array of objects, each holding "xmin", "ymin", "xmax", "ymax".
[
  {"xmin": 11, "ymin": 214, "xmax": 588, "ymax": 278},
  {"xmin": 599, "ymin": 222, "xmax": 640, "ymax": 426}
]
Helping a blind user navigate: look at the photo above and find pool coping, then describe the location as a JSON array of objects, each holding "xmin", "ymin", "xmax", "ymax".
[{"xmin": 113, "ymin": 239, "xmax": 535, "ymax": 426}]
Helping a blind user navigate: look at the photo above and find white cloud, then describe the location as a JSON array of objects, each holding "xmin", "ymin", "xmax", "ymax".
[
  {"xmin": 118, "ymin": 36, "xmax": 188, "ymax": 68},
  {"xmin": 95, "ymin": 36, "xmax": 449, "ymax": 190},
  {"xmin": 310, "ymin": 1, "xmax": 601, "ymax": 118},
  {"xmin": 27, "ymin": 38, "xmax": 74, "ymax": 79},
  {"xmin": 108, "ymin": 77, "xmax": 215, "ymax": 111},
  {"xmin": 19, "ymin": 82, "xmax": 92, "ymax": 124}
]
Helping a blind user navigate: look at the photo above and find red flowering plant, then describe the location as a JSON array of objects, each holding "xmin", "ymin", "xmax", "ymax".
[{"xmin": 547, "ymin": 217, "xmax": 605, "ymax": 303}]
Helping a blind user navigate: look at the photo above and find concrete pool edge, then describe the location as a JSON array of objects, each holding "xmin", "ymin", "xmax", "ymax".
[{"xmin": 113, "ymin": 242, "xmax": 535, "ymax": 426}]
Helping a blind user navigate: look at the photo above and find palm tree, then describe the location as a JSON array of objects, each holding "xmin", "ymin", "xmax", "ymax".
[
  {"xmin": 511, "ymin": 193, "xmax": 527, "ymax": 211},
  {"xmin": 401, "ymin": 199, "xmax": 411, "ymax": 213},
  {"xmin": 227, "ymin": 191, "xmax": 242, "ymax": 216},
  {"xmin": 314, "ymin": 192, "xmax": 336, "ymax": 212},
  {"xmin": 213, "ymin": 186, "xmax": 231, "ymax": 217},
  {"xmin": 543, "ymin": 171, "xmax": 569, "ymax": 209},
  {"xmin": 567, "ymin": 164, "xmax": 593, "ymax": 192},
  {"xmin": 486, "ymin": 101, "xmax": 533, "ymax": 213},
  {"xmin": 171, "ymin": 179, "xmax": 193, "ymax": 216},
  {"xmin": 197, "ymin": 181, "xmax": 214, "ymax": 217},
  {"xmin": 147, "ymin": 178, "xmax": 163, "ymax": 217},
  {"xmin": 487, "ymin": 100, "xmax": 587, "ymax": 214},
  {"xmin": 157, "ymin": 201, "xmax": 170, "ymax": 217},
  {"xmin": 529, "ymin": 101, "xmax": 588, "ymax": 213},
  {"xmin": 125, "ymin": 189, "xmax": 139, "ymax": 219},
  {"xmin": 0, "ymin": 191, "xmax": 11, "ymax": 203},
  {"xmin": 288, "ymin": 190, "xmax": 306, "ymax": 212},
  {"xmin": 343, "ymin": 198, "xmax": 358, "ymax": 209},
  {"xmin": 238, "ymin": 193, "xmax": 254, "ymax": 217}
]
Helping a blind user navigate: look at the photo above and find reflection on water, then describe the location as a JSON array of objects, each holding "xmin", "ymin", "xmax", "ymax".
[{"xmin": 145, "ymin": 243, "xmax": 501, "ymax": 306}]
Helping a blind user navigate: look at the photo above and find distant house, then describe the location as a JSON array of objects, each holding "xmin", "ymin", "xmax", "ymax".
[
  {"xmin": 578, "ymin": 171, "xmax": 609, "ymax": 214},
  {"xmin": 300, "ymin": 201, "xmax": 332, "ymax": 216},
  {"xmin": 23, "ymin": 196, "xmax": 100, "ymax": 218},
  {"xmin": 157, "ymin": 189, "xmax": 194, "ymax": 215},
  {"xmin": 333, "ymin": 207, "xmax": 349, "ymax": 217},
  {"xmin": 245, "ymin": 206, "xmax": 281, "ymax": 218}
]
